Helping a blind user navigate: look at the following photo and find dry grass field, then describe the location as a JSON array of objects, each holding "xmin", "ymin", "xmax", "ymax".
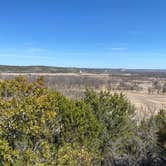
[
  {"xmin": 124, "ymin": 91, "xmax": 166, "ymax": 120},
  {"xmin": 126, "ymin": 92, "xmax": 166, "ymax": 108},
  {"xmin": 1, "ymin": 70, "xmax": 166, "ymax": 119}
]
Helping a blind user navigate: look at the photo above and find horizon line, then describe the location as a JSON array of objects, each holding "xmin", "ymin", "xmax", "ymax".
[{"xmin": 0, "ymin": 64, "xmax": 166, "ymax": 71}]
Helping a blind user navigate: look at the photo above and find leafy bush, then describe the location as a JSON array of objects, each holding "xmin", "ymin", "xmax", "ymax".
[{"xmin": 0, "ymin": 77, "xmax": 165, "ymax": 165}]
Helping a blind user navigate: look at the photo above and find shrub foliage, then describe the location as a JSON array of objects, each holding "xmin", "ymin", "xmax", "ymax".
[{"xmin": 0, "ymin": 77, "xmax": 165, "ymax": 165}]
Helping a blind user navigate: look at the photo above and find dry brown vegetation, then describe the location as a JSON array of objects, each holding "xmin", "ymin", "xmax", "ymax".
[
  {"xmin": 1, "ymin": 70, "xmax": 166, "ymax": 118},
  {"xmin": 0, "ymin": 74, "xmax": 166, "ymax": 165}
]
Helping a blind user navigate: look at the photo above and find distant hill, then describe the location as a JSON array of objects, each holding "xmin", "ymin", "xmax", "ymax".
[
  {"xmin": 0, "ymin": 65, "xmax": 166, "ymax": 77},
  {"xmin": 0, "ymin": 65, "xmax": 122, "ymax": 74}
]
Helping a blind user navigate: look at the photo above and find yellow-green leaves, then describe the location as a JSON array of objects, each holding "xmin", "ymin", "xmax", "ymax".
[
  {"xmin": 0, "ymin": 139, "xmax": 18, "ymax": 165},
  {"xmin": 57, "ymin": 143, "xmax": 92, "ymax": 166},
  {"xmin": 0, "ymin": 77, "xmax": 59, "ymax": 165}
]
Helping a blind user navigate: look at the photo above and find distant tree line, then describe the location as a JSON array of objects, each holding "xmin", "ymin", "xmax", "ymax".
[{"xmin": 148, "ymin": 80, "xmax": 166, "ymax": 94}]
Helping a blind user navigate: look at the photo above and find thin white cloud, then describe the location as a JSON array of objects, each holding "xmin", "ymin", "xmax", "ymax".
[
  {"xmin": 109, "ymin": 47, "xmax": 128, "ymax": 51},
  {"xmin": 96, "ymin": 42, "xmax": 105, "ymax": 46},
  {"xmin": 129, "ymin": 30, "xmax": 144, "ymax": 35},
  {"xmin": 0, "ymin": 54, "xmax": 21, "ymax": 57},
  {"xmin": 23, "ymin": 42, "xmax": 38, "ymax": 46},
  {"xmin": 0, "ymin": 54, "xmax": 42, "ymax": 58},
  {"xmin": 28, "ymin": 48, "xmax": 47, "ymax": 52}
]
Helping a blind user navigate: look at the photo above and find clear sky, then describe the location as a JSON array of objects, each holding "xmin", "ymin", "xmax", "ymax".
[{"xmin": 0, "ymin": 0, "xmax": 166, "ymax": 69}]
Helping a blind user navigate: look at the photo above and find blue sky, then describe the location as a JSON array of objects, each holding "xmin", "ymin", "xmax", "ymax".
[{"xmin": 0, "ymin": 0, "xmax": 166, "ymax": 68}]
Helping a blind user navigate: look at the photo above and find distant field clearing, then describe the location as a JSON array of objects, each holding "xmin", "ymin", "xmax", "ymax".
[{"xmin": 124, "ymin": 92, "xmax": 166, "ymax": 120}]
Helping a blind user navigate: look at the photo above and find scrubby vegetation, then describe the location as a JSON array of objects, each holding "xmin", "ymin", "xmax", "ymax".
[
  {"xmin": 1, "ymin": 65, "xmax": 166, "ymax": 75},
  {"xmin": 0, "ymin": 77, "xmax": 165, "ymax": 165}
]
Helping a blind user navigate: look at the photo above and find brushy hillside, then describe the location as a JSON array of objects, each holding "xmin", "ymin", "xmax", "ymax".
[
  {"xmin": 0, "ymin": 77, "xmax": 165, "ymax": 165},
  {"xmin": 0, "ymin": 65, "xmax": 115, "ymax": 73},
  {"xmin": 1, "ymin": 65, "xmax": 166, "ymax": 76}
]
